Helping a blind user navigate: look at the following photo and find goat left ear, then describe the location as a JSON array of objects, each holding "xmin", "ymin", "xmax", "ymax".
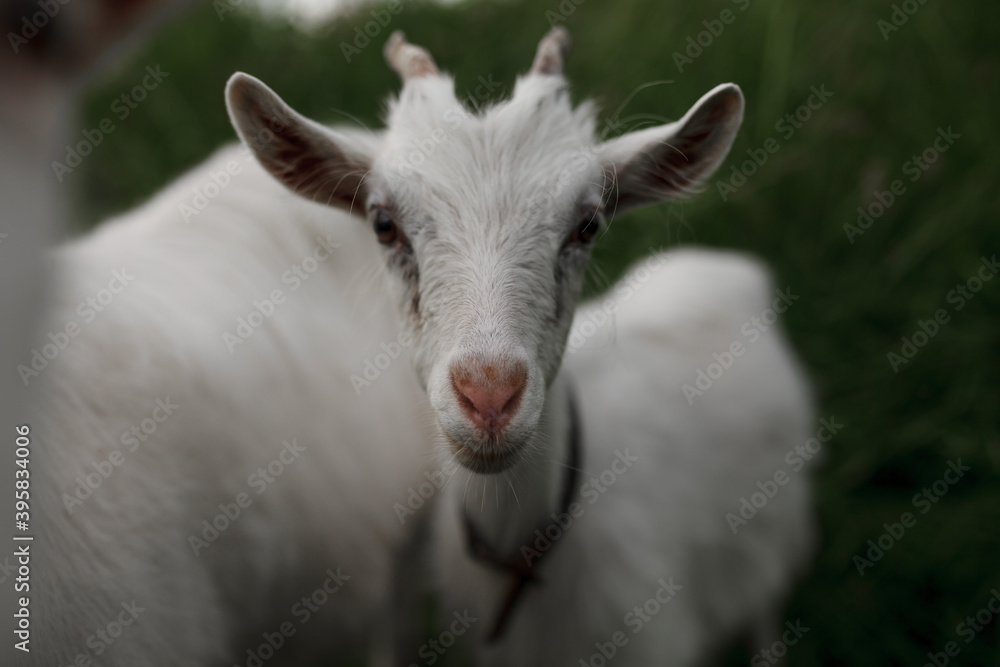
[
  {"xmin": 225, "ymin": 72, "xmax": 372, "ymax": 214},
  {"xmin": 599, "ymin": 83, "xmax": 744, "ymax": 212}
]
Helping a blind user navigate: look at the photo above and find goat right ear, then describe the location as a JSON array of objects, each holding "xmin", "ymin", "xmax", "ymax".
[
  {"xmin": 599, "ymin": 83, "xmax": 744, "ymax": 212},
  {"xmin": 225, "ymin": 73, "xmax": 372, "ymax": 214}
]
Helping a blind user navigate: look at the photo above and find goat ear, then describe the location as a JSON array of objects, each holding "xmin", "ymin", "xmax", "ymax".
[
  {"xmin": 225, "ymin": 73, "xmax": 371, "ymax": 214},
  {"xmin": 599, "ymin": 83, "xmax": 744, "ymax": 212}
]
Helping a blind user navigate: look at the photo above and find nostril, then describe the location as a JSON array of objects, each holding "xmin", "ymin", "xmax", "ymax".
[
  {"xmin": 453, "ymin": 377, "xmax": 524, "ymax": 418},
  {"xmin": 450, "ymin": 362, "xmax": 528, "ymax": 431}
]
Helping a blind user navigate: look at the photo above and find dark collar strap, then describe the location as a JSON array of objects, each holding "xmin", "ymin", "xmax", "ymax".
[{"xmin": 462, "ymin": 384, "xmax": 583, "ymax": 643}]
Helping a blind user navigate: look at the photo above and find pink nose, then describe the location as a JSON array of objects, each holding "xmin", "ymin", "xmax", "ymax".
[{"xmin": 451, "ymin": 361, "xmax": 528, "ymax": 433}]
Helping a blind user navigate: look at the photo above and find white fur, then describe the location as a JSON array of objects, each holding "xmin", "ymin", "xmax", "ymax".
[
  {"xmin": 25, "ymin": 145, "xmax": 434, "ymax": 665},
  {"xmin": 356, "ymin": 72, "xmax": 813, "ymax": 667},
  {"xmin": 431, "ymin": 250, "xmax": 816, "ymax": 666},
  {"xmin": 23, "ymin": 27, "xmax": 816, "ymax": 667},
  {"xmin": 214, "ymin": 33, "xmax": 814, "ymax": 667}
]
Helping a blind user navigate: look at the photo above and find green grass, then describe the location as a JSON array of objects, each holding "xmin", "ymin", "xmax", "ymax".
[{"xmin": 71, "ymin": 0, "xmax": 1000, "ymax": 664}]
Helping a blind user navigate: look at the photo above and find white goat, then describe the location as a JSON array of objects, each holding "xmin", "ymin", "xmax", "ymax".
[
  {"xmin": 21, "ymin": 23, "xmax": 813, "ymax": 666},
  {"xmin": 226, "ymin": 28, "xmax": 816, "ymax": 667},
  {"xmin": 22, "ymin": 57, "xmax": 434, "ymax": 667}
]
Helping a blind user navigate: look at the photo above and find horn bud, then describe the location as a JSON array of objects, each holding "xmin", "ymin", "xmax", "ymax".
[
  {"xmin": 531, "ymin": 27, "xmax": 571, "ymax": 76},
  {"xmin": 384, "ymin": 31, "xmax": 439, "ymax": 81}
]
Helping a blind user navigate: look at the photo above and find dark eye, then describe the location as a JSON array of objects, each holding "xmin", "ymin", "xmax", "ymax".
[
  {"xmin": 373, "ymin": 208, "xmax": 398, "ymax": 244},
  {"xmin": 574, "ymin": 215, "xmax": 600, "ymax": 244}
]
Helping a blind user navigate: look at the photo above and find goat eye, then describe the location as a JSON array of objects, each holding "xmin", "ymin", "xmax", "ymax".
[
  {"xmin": 373, "ymin": 209, "xmax": 398, "ymax": 244},
  {"xmin": 574, "ymin": 216, "xmax": 600, "ymax": 244}
]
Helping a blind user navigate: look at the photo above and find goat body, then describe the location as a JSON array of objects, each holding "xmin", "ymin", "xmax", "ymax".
[
  {"xmin": 19, "ymin": 23, "xmax": 818, "ymax": 667},
  {"xmin": 216, "ymin": 27, "xmax": 817, "ymax": 667},
  {"xmin": 25, "ymin": 144, "xmax": 432, "ymax": 666},
  {"xmin": 430, "ymin": 250, "xmax": 816, "ymax": 666}
]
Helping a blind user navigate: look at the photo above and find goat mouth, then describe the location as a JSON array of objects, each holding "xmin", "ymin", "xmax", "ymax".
[{"xmin": 445, "ymin": 432, "xmax": 519, "ymax": 474}]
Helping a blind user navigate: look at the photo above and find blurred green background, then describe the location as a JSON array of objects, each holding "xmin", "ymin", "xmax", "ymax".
[{"xmin": 69, "ymin": 0, "xmax": 999, "ymax": 664}]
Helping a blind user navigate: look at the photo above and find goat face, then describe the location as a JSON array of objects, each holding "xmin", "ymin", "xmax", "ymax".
[{"xmin": 226, "ymin": 28, "xmax": 744, "ymax": 473}]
